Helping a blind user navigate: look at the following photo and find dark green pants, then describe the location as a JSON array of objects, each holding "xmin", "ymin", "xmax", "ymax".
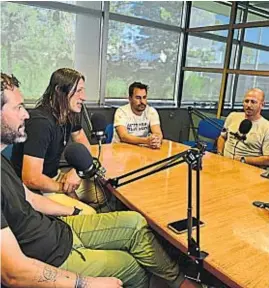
[{"xmin": 60, "ymin": 211, "xmax": 183, "ymax": 288}]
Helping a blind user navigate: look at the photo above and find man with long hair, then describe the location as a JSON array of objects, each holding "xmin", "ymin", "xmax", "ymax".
[{"xmin": 12, "ymin": 68, "xmax": 105, "ymax": 212}]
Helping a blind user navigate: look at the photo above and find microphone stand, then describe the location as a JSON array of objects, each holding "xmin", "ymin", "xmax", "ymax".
[
  {"xmin": 82, "ymin": 105, "xmax": 105, "ymax": 160},
  {"xmin": 82, "ymin": 103, "xmax": 93, "ymax": 132},
  {"xmin": 107, "ymin": 147, "xmax": 208, "ymax": 283},
  {"xmin": 187, "ymin": 107, "xmax": 223, "ymax": 144}
]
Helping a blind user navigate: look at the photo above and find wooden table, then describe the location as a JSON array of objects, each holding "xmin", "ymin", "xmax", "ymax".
[{"xmin": 92, "ymin": 140, "xmax": 269, "ymax": 288}]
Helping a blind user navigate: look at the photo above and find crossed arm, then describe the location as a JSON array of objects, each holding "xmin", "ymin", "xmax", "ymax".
[{"xmin": 116, "ymin": 124, "xmax": 163, "ymax": 148}]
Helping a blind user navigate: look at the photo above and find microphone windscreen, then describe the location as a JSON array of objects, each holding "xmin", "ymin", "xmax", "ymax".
[
  {"xmin": 238, "ymin": 119, "xmax": 252, "ymax": 135},
  {"xmin": 64, "ymin": 143, "xmax": 93, "ymax": 171},
  {"xmin": 91, "ymin": 113, "xmax": 107, "ymax": 132}
]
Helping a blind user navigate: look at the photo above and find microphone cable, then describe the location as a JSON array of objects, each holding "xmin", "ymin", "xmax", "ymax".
[
  {"xmin": 95, "ymin": 176, "xmax": 112, "ymax": 212},
  {"xmin": 232, "ymin": 139, "xmax": 240, "ymax": 160},
  {"xmin": 97, "ymin": 140, "xmax": 102, "ymax": 160},
  {"xmin": 82, "ymin": 103, "xmax": 92, "ymax": 132}
]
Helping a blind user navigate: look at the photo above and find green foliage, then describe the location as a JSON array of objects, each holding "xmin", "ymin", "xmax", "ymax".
[
  {"xmin": 183, "ymin": 72, "xmax": 221, "ymax": 101},
  {"xmin": 1, "ymin": 2, "xmax": 74, "ymax": 101},
  {"xmin": 107, "ymin": 2, "xmax": 183, "ymax": 100},
  {"xmin": 106, "ymin": 78, "xmax": 127, "ymax": 99}
]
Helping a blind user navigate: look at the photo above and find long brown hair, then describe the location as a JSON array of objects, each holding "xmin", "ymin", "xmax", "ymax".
[{"xmin": 36, "ymin": 68, "xmax": 85, "ymax": 125}]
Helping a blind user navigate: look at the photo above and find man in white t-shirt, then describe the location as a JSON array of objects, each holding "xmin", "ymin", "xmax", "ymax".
[
  {"xmin": 112, "ymin": 82, "xmax": 163, "ymax": 149},
  {"xmin": 217, "ymin": 88, "xmax": 269, "ymax": 167}
]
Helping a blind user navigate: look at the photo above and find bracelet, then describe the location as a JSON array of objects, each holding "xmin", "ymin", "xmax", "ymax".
[
  {"xmin": 58, "ymin": 182, "xmax": 64, "ymax": 193},
  {"xmin": 72, "ymin": 206, "xmax": 82, "ymax": 216},
  {"xmin": 75, "ymin": 274, "xmax": 87, "ymax": 288},
  {"xmin": 217, "ymin": 151, "xmax": 223, "ymax": 156}
]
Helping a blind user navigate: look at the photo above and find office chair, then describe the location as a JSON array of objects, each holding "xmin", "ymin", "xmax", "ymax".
[
  {"xmin": 183, "ymin": 117, "xmax": 225, "ymax": 152},
  {"xmin": 105, "ymin": 124, "xmax": 114, "ymax": 144}
]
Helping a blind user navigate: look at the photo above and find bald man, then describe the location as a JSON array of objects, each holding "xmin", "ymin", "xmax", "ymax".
[{"xmin": 217, "ymin": 88, "xmax": 269, "ymax": 167}]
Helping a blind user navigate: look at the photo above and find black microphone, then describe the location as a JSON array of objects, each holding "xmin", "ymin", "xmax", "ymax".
[
  {"xmin": 91, "ymin": 113, "xmax": 107, "ymax": 142},
  {"xmin": 230, "ymin": 119, "xmax": 252, "ymax": 141},
  {"xmin": 253, "ymin": 201, "xmax": 269, "ymax": 211},
  {"xmin": 64, "ymin": 143, "xmax": 100, "ymax": 179}
]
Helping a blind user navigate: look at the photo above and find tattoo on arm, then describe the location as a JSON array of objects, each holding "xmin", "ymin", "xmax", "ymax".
[{"xmin": 38, "ymin": 266, "xmax": 58, "ymax": 283}]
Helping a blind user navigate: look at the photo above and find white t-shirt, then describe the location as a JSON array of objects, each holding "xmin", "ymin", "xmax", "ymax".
[
  {"xmin": 112, "ymin": 104, "xmax": 160, "ymax": 143},
  {"xmin": 221, "ymin": 112, "xmax": 269, "ymax": 159}
]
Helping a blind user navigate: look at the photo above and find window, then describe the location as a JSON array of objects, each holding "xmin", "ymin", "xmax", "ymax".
[
  {"xmin": 234, "ymin": 75, "xmax": 269, "ymax": 106},
  {"xmin": 244, "ymin": 27, "xmax": 269, "ymax": 46},
  {"xmin": 186, "ymin": 36, "xmax": 227, "ymax": 68},
  {"xmin": 106, "ymin": 1, "xmax": 184, "ymax": 102},
  {"xmin": 181, "ymin": 71, "xmax": 223, "ymax": 106},
  {"xmin": 106, "ymin": 21, "xmax": 180, "ymax": 101},
  {"xmin": 190, "ymin": 1, "xmax": 231, "ymax": 27},
  {"xmin": 247, "ymin": 11, "xmax": 269, "ymax": 23},
  {"xmin": 1, "ymin": 1, "xmax": 101, "ymax": 103},
  {"xmin": 2, "ymin": 1, "xmax": 268, "ymax": 110},
  {"xmin": 110, "ymin": 1, "xmax": 183, "ymax": 26},
  {"xmin": 241, "ymin": 48, "xmax": 269, "ymax": 70}
]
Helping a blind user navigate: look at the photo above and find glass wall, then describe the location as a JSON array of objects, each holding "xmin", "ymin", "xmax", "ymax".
[
  {"xmin": 1, "ymin": 1, "xmax": 102, "ymax": 102},
  {"xmin": 1, "ymin": 1, "xmax": 269, "ymax": 111},
  {"xmin": 182, "ymin": 1, "xmax": 269, "ymax": 109},
  {"xmin": 106, "ymin": 1, "xmax": 183, "ymax": 102}
]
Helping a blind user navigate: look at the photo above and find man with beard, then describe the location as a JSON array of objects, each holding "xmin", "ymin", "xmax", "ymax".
[
  {"xmin": 217, "ymin": 88, "xmax": 269, "ymax": 167},
  {"xmin": 11, "ymin": 68, "xmax": 105, "ymax": 212},
  {"xmin": 1, "ymin": 72, "xmax": 122, "ymax": 288},
  {"xmin": 112, "ymin": 82, "xmax": 163, "ymax": 149},
  {"xmin": 1, "ymin": 72, "xmax": 201, "ymax": 288}
]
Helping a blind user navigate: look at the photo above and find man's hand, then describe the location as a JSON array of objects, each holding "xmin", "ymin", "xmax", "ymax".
[
  {"xmin": 82, "ymin": 276, "xmax": 123, "ymax": 288},
  {"xmin": 61, "ymin": 169, "xmax": 82, "ymax": 196},
  {"xmin": 148, "ymin": 134, "xmax": 162, "ymax": 149}
]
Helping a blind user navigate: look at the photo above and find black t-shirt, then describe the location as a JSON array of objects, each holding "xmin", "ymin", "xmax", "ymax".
[
  {"xmin": 12, "ymin": 106, "xmax": 82, "ymax": 178},
  {"xmin": 1, "ymin": 155, "xmax": 73, "ymax": 267}
]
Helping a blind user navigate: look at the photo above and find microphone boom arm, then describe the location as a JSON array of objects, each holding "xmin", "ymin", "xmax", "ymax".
[
  {"xmin": 188, "ymin": 107, "xmax": 224, "ymax": 131},
  {"xmin": 108, "ymin": 149, "xmax": 188, "ymax": 188},
  {"xmin": 107, "ymin": 147, "xmax": 208, "ymax": 282}
]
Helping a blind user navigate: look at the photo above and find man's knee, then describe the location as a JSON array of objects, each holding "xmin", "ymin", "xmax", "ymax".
[{"xmin": 119, "ymin": 211, "xmax": 148, "ymax": 230}]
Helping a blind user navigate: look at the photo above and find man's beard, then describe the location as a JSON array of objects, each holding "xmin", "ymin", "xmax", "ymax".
[{"xmin": 1, "ymin": 122, "xmax": 27, "ymax": 145}]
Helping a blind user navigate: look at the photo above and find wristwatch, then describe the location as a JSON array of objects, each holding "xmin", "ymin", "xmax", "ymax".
[
  {"xmin": 72, "ymin": 207, "xmax": 82, "ymax": 216},
  {"xmin": 240, "ymin": 157, "xmax": 246, "ymax": 163}
]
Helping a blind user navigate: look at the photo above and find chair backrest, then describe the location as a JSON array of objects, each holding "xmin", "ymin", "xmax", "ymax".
[
  {"xmin": 198, "ymin": 118, "xmax": 224, "ymax": 140},
  {"xmin": 105, "ymin": 124, "xmax": 114, "ymax": 143},
  {"xmin": 1, "ymin": 144, "xmax": 13, "ymax": 160}
]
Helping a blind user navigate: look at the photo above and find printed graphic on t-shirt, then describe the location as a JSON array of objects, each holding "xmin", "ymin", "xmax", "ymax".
[{"xmin": 127, "ymin": 122, "xmax": 148, "ymax": 133}]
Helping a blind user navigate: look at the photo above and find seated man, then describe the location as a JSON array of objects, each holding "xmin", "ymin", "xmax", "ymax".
[
  {"xmin": 217, "ymin": 88, "xmax": 269, "ymax": 167},
  {"xmin": 112, "ymin": 82, "xmax": 163, "ymax": 149},
  {"xmin": 11, "ymin": 68, "xmax": 105, "ymax": 212},
  {"xmin": 1, "ymin": 73, "xmax": 200, "ymax": 288}
]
